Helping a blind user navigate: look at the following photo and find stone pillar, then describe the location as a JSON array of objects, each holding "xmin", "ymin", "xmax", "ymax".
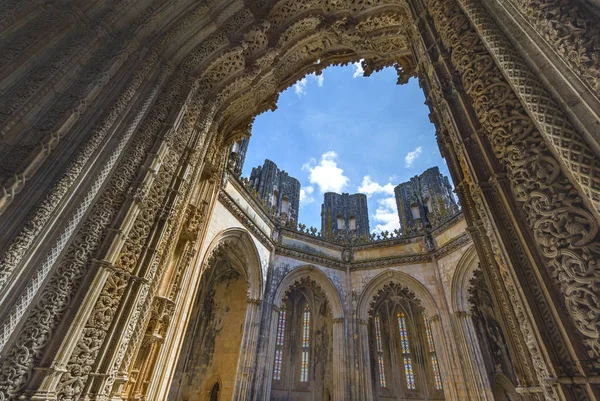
[
  {"xmin": 428, "ymin": 314, "xmax": 462, "ymax": 401},
  {"xmin": 452, "ymin": 311, "xmax": 495, "ymax": 401},
  {"xmin": 232, "ymin": 298, "xmax": 262, "ymax": 401},
  {"xmin": 356, "ymin": 318, "xmax": 374, "ymax": 401},
  {"xmin": 456, "ymin": 0, "xmax": 600, "ymax": 218},
  {"xmin": 332, "ymin": 318, "xmax": 347, "ymax": 401},
  {"xmin": 258, "ymin": 306, "xmax": 281, "ymax": 401}
]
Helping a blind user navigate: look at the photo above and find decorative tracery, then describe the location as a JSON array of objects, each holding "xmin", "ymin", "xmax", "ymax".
[
  {"xmin": 397, "ymin": 312, "xmax": 416, "ymax": 390},
  {"xmin": 423, "ymin": 311, "xmax": 442, "ymax": 390},
  {"xmin": 273, "ymin": 304, "xmax": 287, "ymax": 381},
  {"xmin": 374, "ymin": 313, "xmax": 387, "ymax": 387},
  {"xmin": 300, "ymin": 303, "xmax": 311, "ymax": 383}
]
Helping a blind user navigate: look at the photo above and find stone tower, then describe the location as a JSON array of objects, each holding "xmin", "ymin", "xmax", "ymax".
[
  {"xmin": 249, "ymin": 159, "xmax": 301, "ymax": 225},
  {"xmin": 394, "ymin": 167, "xmax": 459, "ymax": 235},
  {"xmin": 321, "ymin": 192, "xmax": 370, "ymax": 238},
  {"xmin": 228, "ymin": 137, "xmax": 250, "ymax": 176}
]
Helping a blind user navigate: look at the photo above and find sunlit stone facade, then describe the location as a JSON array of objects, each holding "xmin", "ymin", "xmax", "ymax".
[{"xmin": 1, "ymin": 0, "xmax": 600, "ymax": 400}]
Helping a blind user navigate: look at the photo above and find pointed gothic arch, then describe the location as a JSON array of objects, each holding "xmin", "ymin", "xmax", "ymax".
[
  {"xmin": 0, "ymin": 0, "xmax": 599, "ymax": 399},
  {"xmin": 272, "ymin": 265, "xmax": 345, "ymax": 319},
  {"xmin": 450, "ymin": 245, "xmax": 479, "ymax": 313},
  {"xmin": 165, "ymin": 227, "xmax": 264, "ymax": 400},
  {"xmin": 200, "ymin": 227, "xmax": 265, "ymax": 301},
  {"xmin": 357, "ymin": 269, "xmax": 439, "ymax": 321},
  {"xmin": 267, "ymin": 265, "xmax": 347, "ymax": 401}
]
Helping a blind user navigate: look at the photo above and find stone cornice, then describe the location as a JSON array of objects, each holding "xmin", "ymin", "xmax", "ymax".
[
  {"xmin": 274, "ymin": 245, "xmax": 347, "ymax": 270},
  {"xmin": 431, "ymin": 211, "xmax": 464, "ymax": 236},
  {"xmin": 279, "ymin": 226, "xmax": 345, "ymax": 251},
  {"xmin": 351, "ymin": 253, "xmax": 433, "ymax": 271},
  {"xmin": 228, "ymin": 174, "xmax": 276, "ymax": 231},
  {"xmin": 218, "ymin": 183, "xmax": 472, "ymax": 270},
  {"xmin": 434, "ymin": 232, "xmax": 471, "ymax": 258},
  {"xmin": 218, "ymin": 190, "xmax": 274, "ymax": 250}
]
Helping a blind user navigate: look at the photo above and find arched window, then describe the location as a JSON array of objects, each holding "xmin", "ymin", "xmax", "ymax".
[
  {"xmin": 300, "ymin": 303, "xmax": 311, "ymax": 382},
  {"xmin": 410, "ymin": 203, "xmax": 420, "ymax": 219},
  {"xmin": 397, "ymin": 312, "xmax": 416, "ymax": 390},
  {"xmin": 374, "ymin": 313, "xmax": 387, "ymax": 387},
  {"xmin": 281, "ymin": 196, "xmax": 289, "ymax": 214},
  {"xmin": 423, "ymin": 311, "xmax": 443, "ymax": 390},
  {"xmin": 337, "ymin": 215, "xmax": 345, "ymax": 230},
  {"xmin": 349, "ymin": 216, "xmax": 356, "ymax": 231},
  {"xmin": 209, "ymin": 382, "xmax": 219, "ymax": 401},
  {"xmin": 273, "ymin": 304, "xmax": 287, "ymax": 381}
]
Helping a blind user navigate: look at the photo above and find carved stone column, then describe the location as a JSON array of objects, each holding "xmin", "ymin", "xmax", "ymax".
[
  {"xmin": 0, "ymin": 67, "xmax": 187, "ymax": 400},
  {"xmin": 422, "ymin": 0, "xmax": 600, "ymax": 390},
  {"xmin": 356, "ymin": 318, "xmax": 374, "ymax": 401},
  {"xmin": 452, "ymin": 311, "xmax": 495, "ymax": 401},
  {"xmin": 257, "ymin": 305, "xmax": 282, "ymax": 401},
  {"xmin": 456, "ymin": 0, "xmax": 600, "ymax": 219},
  {"xmin": 332, "ymin": 317, "xmax": 348, "ymax": 401},
  {"xmin": 404, "ymin": 0, "xmax": 600, "ymax": 399},
  {"xmin": 232, "ymin": 298, "xmax": 262, "ymax": 401},
  {"xmin": 496, "ymin": 0, "xmax": 600, "ymax": 97},
  {"xmin": 428, "ymin": 314, "xmax": 461, "ymax": 401},
  {"xmin": 405, "ymin": 8, "xmax": 554, "ymax": 400}
]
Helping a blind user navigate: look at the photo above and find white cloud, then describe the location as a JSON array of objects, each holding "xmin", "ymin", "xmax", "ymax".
[
  {"xmin": 358, "ymin": 176, "xmax": 395, "ymax": 197},
  {"xmin": 294, "ymin": 77, "xmax": 308, "ymax": 96},
  {"xmin": 316, "ymin": 74, "xmax": 324, "ymax": 87},
  {"xmin": 372, "ymin": 197, "xmax": 401, "ymax": 232},
  {"xmin": 293, "ymin": 74, "xmax": 324, "ymax": 96},
  {"xmin": 404, "ymin": 146, "xmax": 422, "ymax": 167},
  {"xmin": 302, "ymin": 151, "xmax": 349, "ymax": 193},
  {"xmin": 352, "ymin": 60, "xmax": 364, "ymax": 78},
  {"xmin": 300, "ymin": 186, "xmax": 315, "ymax": 206}
]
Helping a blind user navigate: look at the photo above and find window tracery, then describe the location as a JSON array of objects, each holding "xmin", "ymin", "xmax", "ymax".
[
  {"xmin": 374, "ymin": 313, "xmax": 387, "ymax": 388},
  {"xmin": 423, "ymin": 311, "xmax": 442, "ymax": 390},
  {"xmin": 273, "ymin": 304, "xmax": 286, "ymax": 381},
  {"xmin": 300, "ymin": 303, "xmax": 311, "ymax": 383},
  {"xmin": 397, "ymin": 312, "xmax": 416, "ymax": 390}
]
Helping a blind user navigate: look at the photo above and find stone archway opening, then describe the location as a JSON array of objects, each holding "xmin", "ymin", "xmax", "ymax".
[
  {"xmin": 1, "ymin": 1, "xmax": 600, "ymax": 401},
  {"xmin": 367, "ymin": 281, "xmax": 445, "ymax": 401},
  {"xmin": 167, "ymin": 257, "xmax": 249, "ymax": 401},
  {"xmin": 270, "ymin": 276, "xmax": 335, "ymax": 401}
]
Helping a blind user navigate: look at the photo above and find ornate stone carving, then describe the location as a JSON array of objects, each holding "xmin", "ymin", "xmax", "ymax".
[
  {"xmin": 0, "ymin": 70, "xmax": 185, "ymax": 399},
  {"xmin": 425, "ymin": 0, "xmax": 600, "ymax": 365},
  {"xmin": 457, "ymin": 0, "xmax": 600, "ymax": 218},
  {"xmin": 506, "ymin": 0, "xmax": 600, "ymax": 93}
]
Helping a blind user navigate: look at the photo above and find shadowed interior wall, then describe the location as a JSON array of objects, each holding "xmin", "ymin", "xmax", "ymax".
[{"xmin": 168, "ymin": 261, "xmax": 248, "ymax": 401}]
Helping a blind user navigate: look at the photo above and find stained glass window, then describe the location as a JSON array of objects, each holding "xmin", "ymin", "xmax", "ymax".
[
  {"xmin": 300, "ymin": 303, "xmax": 311, "ymax": 382},
  {"xmin": 374, "ymin": 313, "xmax": 387, "ymax": 387},
  {"xmin": 273, "ymin": 304, "xmax": 286, "ymax": 380},
  {"xmin": 397, "ymin": 312, "xmax": 416, "ymax": 390},
  {"xmin": 423, "ymin": 311, "xmax": 443, "ymax": 390}
]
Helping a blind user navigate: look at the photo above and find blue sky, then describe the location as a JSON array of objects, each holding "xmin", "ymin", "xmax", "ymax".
[{"xmin": 242, "ymin": 63, "xmax": 453, "ymax": 232}]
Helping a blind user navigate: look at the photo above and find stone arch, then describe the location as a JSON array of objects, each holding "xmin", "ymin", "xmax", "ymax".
[
  {"xmin": 267, "ymin": 265, "xmax": 347, "ymax": 401},
  {"xmin": 272, "ymin": 265, "xmax": 344, "ymax": 319},
  {"xmin": 200, "ymin": 227, "xmax": 264, "ymax": 300},
  {"xmin": 203, "ymin": 375, "xmax": 222, "ymax": 401},
  {"xmin": 166, "ymin": 227, "xmax": 263, "ymax": 400},
  {"xmin": 492, "ymin": 373, "xmax": 521, "ymax": 401},
  {"xmin": 355, "ymin": 269, "xmax": 445, "ymax": 401},
  {"xmin": 450, "ymin": 245, "xmax": 479, "ymax": 313},
  {"xmin": 357, "ymin": 269, "xmax": 439, "ymax": 322},
  {"xmin": 1, "ymin": 0, "xmax": 599, "ymax": 398}
]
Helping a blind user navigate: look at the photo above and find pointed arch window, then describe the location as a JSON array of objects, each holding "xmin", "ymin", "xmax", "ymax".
[
  {"xmin": 273, "ymin": 304, "xmax": 286, "ymax": 381},
  {"xmin": 423, "ymin": 312, "xmax": 443, "ymax": 390},
  {"xmin": 374, "ymin": 313, "xmax": 387, "ymax": 387},
  {"xmin": 300, "ymin": 303, "xmax": 311, "ymax": 382},
  {"xmin": 397, "ymin": 312, "xmax": 416, "ymax": 390}
]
